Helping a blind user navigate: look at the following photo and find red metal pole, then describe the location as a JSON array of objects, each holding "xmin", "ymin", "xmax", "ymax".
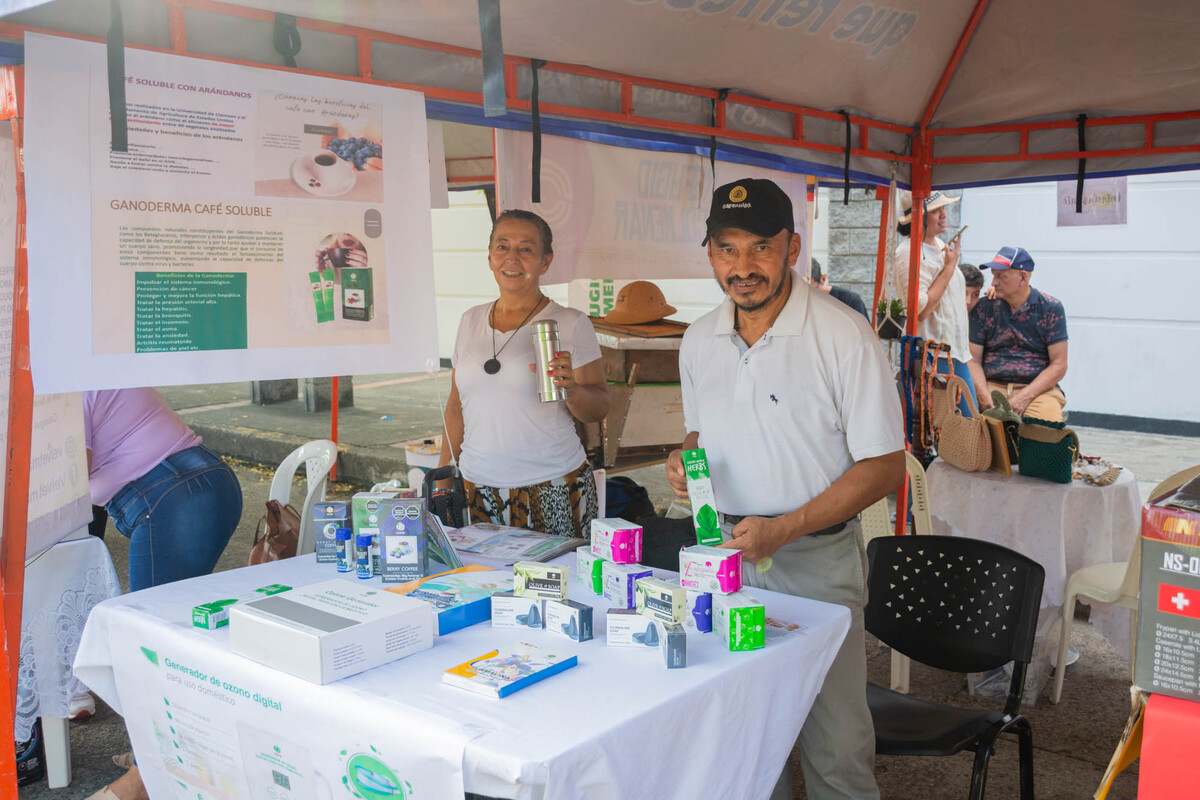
[
  {"xmin": 872, "ymin": 185, "xmax": 889, "ymax": 319},
  {"xmin": 920, "ymin": 0, "xmax": 992, "ymax": 129},
  {"xmin": 0, "ymin": 65, "xmax": 33, "ymax": 794}
]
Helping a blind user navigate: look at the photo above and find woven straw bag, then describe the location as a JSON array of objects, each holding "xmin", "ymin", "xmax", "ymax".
[{"xmin": 933, "ymin": 374, "xmax": 992, "ymax": 472}]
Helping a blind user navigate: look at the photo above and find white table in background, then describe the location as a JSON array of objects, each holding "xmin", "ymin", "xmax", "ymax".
[
  {"xmin": 926, "ymin": 461, "xmax": 1142, "ymax": 679},
  {"xmin": 20, "ymin": 530, "xmax": 121, "ymax": 788},
  {"xmin": 75, "ymin": 553, "xmax": 850, "ymax": 800}
]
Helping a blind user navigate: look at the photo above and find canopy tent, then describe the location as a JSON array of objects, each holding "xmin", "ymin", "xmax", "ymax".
[{"xmin": 0, "ymin": 0, "xmax": 1198, "ymax": 791}]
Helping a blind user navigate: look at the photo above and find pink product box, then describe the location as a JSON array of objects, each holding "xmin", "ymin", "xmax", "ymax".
[
  {"xmin": 590, "ymin": 518, "xmax": 643, "ymax": 564},
  {"xmin": 678, "ymin": 545, "xmax": 743, "ymax": 594}
]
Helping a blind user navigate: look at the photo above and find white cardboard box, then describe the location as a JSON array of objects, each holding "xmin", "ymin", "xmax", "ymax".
[{"xmin": 229, "ymin": 579, "xmax": 434, "ymax": 684}]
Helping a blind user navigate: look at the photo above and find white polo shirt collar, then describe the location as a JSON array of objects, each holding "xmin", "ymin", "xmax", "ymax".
[{"xmin": 711, "ymin": 272, "xmax": 811, "ymax": 340}]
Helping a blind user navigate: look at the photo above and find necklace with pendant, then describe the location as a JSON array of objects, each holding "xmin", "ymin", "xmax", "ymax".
[{"xmin": 485, "ymin": 296, "xmax": 545, "ymax": 374}]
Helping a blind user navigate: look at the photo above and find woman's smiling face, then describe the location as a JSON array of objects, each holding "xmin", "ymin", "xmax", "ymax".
[{"xmin": 488, "ymin": 218, "xmax": 551, "ymax": 292}]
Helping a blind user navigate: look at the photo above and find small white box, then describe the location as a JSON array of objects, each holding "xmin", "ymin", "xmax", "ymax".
[
  {"xmin": 606, "ymin": 608, "xmax": 659, "ymax": 648},
  {"xmin": 635, "ymin": 577, "xmax": 686, "ymax": 624},
  {"xmin": 491, "ymin": 591, "xmax": 546, "ymax": 630},
  {"xmin": 229, "ymin": 579, "xmax": 434, "ymax": 684},
  {"xmin": 545, "ymin": 598, "xmax": 594, "ymax": 642}
]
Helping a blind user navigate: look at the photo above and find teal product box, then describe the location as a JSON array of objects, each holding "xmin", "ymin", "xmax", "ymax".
[
  {"xmin": 192, "ymin": 584, "xmax": 292, "ymax": 630},
  {"xmin": 602, "ymin": 562, "xmax": 653, "ymax": 609},
  {"xmin": 312, "ymin": 501, "xmax": 349, "ymax": 563},
  {"xmin": 635, "ymin": 577, "xmax": 686, "ymax": 624},
  {"xmin": 491, "ymin": 591, "xmax": 546, "ymax": 630},
  {"xmin": 576, "ymin": 545, "xmax": 604, "ymax": 594},
  {"xmin": 656, "ymin": 621, "xmax": 687, "ymax": 669},
  {"xmin": 513, "ymin": 561, "xmax": 569, "ymax": 600},
  {"xmin": 380, "ymin": 500, "xmax": 427, "ymax": 583},
  {"xmin": 546, "ymin": 598, "xmax": 593, "ymax": 642}
]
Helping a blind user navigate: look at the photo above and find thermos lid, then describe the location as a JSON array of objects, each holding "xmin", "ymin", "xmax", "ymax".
[{"xmin": 532, "ymin": 319, "xmax": 559, "ymax": 335}]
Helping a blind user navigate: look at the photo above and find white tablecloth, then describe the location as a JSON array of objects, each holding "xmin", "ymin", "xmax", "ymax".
[
  {"xmin": 927, "ymin": 461, "xmax": 1142, "ymax": 657},
  {"xmin": 18, "ymin": 532, "xmax": 120, "ymax": 740},
  {"xmin": 75, "ymin": 554, "xmax": 850, "ymax": 800}
]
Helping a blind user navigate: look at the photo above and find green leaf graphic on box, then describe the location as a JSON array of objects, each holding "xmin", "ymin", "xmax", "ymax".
[
  {"xmin": 696, "ymin": 504, "xmax": 719, "ymax": 535},
  {"xmin": 139, "ymin": 646, "xmax": 159, "ymax": 666}
]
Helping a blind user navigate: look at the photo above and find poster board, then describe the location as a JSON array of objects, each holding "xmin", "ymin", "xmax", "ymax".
[
  {"xmin": 496, "ymin": 129, "xmax": 811, "ymax": 284},
  {"xmin": 1057, "ymin": 177, "xmax": 1127, "ymax": 227},
  {"xmin": 24, "ymin": 33, "xmax": 439, "ymax": 393}
]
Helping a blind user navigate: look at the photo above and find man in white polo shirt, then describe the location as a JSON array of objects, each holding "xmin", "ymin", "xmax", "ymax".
[{"xmin": 667, "ymin": 178, "xmax": 904, "ymax": 800}]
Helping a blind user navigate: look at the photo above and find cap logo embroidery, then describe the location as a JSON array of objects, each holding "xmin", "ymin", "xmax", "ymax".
[{"xmin": 728, "ymin": 185, "xmax": 748, "ymax": 203}]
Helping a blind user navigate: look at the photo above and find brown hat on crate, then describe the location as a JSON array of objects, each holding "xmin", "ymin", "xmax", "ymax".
[
  {"xmin": 597, "ymin": 281, "xmax": 677, "ymax": 325},
  {"xmin": 897, "ymin": 190, "xmax": 959, "ymax": 225}
]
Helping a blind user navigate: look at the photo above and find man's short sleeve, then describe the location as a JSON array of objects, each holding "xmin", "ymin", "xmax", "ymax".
[
  {"xmin": 679, "ymin": 334, "xmax": 698, "ymax": 435},
  {"xmin": 839, "ymin": 337, "xmax": 904, "ymax": 462},
  {"xmin": 969, "ymin": 301, "xmax": 989, "ymax": 346},
  {"xmin": 1041, "ymin": 298, "xmax": 1069, "ymax": 345}
]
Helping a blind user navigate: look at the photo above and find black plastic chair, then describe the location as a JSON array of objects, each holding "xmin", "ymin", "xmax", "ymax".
[{"xmin": 865, "ymin": 535, "xmax": 1045, "ymax": 800}]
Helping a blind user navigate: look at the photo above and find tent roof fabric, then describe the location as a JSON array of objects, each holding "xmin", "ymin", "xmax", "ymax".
[{"xmin": 5, "ymin": 0, "xmax": 1199, "ymax": 187}]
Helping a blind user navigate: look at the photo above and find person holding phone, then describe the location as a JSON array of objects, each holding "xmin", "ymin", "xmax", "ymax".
[{"xmin": 892, "ymin": 191, "xmax": 976, "ymax": 410}]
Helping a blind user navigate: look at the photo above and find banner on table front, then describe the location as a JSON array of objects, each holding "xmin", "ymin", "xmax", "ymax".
[
  {"xmin": 95, "ymin": 615, "xmax": 470, "ymax": 800},
  {"xmin": 24, "ymin": 33, "xmax": 439, "ymax": 393},
  {"xmin": 495, "ymin": 129, "xmax": 810, "ymax": 284}
]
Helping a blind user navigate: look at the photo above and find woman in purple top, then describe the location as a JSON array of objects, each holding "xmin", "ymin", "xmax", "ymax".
[{"xmin": 85, "ymin": 389, "xmax": 243, "ymax": 592}]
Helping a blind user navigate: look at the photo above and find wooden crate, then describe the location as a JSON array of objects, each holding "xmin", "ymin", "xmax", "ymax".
[{"xmin": 601, "ymin": 347, "xmax": 680, "ymax": 384}]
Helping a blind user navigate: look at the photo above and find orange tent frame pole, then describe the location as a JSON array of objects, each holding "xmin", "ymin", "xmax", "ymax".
[
  {"xmin": 871, "ymin": 185, "xmax": 889, "ymax": 319},
  {"xmin": 0, "ymin": 64, "xmax": 33, "ymax": 795}
]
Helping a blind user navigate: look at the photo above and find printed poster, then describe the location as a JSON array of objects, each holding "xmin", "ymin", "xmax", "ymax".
[
  {"xmin": 1057, "ymin": 176, "xmax": 1127, "ymax": 226},
  {"xmin": 24, "ymin": 33, "xmax": 439, "ymax": 393},
  {"xmin": 496, "ymin": 129, "xmax": 811, "ymax": 284}
]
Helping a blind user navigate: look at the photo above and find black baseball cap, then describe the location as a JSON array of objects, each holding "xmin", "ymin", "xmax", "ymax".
[{"xmin": 701, "ymin": 178, "xmax": 795, "ymax": 245}]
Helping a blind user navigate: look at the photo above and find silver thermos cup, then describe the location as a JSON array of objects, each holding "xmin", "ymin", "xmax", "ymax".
[{"xmin": 532, "ymin": 319, "xmax": 567, "ymax": 403}]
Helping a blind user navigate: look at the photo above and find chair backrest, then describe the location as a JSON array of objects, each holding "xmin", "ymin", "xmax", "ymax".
[
  {"xmin": 865, "ymin": 535, "xmax": 1045, "ymax": 679},
  {"xmin": 859, "ymin": 498, "xmax": 892, "ymax": 543},
  {"xmin": 269, "ymin": 440, "xmax": 338, "ymax": 555},
  {"xmin": 904, "ymin": 452, "xmax": 934, "ymax": 535},
  {"xmin": 1120, "ymin": 464, "xmax": 1200, "ymax": 597}
]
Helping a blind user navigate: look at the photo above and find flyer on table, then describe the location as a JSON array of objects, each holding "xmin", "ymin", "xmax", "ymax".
[{"xmin": 24, "ymin": 33, "xmax": 439, "ymax": 392}]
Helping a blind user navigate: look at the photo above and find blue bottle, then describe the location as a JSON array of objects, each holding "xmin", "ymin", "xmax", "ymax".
[
  {"xmin": 335, "ymin": 528, "xmax": 353, "ymax": 573},
  {"xmin": 355, "ymin": 534, "xmax": 373, "ymax": 580}
]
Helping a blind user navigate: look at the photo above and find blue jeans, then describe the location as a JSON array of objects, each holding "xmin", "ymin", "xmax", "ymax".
[
  {"xmin": 106, "ymin": 445, "xmax": 242, "ymax": 592},
  {"xmin": 937, "ymin": 356, "xmax": 977, "ymax": 417}
]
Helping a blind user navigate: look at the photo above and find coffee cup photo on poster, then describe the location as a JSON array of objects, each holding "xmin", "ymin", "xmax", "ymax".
[{"xmin": 254, "ymin": 90, "xmax": 384, "ymax": 202}]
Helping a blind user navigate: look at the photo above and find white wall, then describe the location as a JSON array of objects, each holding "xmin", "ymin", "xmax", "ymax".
[
  {"xmin": 430, "ymin": 188, "xmax": 832, "ymax": 359},
  {"xmin": 959, "ymin": 172, "xmax": 1200, "ymax": 423}
]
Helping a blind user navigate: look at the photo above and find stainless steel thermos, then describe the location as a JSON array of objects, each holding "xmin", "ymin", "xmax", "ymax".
[{"xmin": 532, "ymin": 319, "xmax": 567, "ymax": 402}]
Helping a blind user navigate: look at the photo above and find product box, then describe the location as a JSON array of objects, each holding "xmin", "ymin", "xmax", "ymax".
[
  {"xmin": 684, "ymin": 590, "xmax": 713, "ymax": 633},
  {"xmin": 657, "ymin": 621, "xmax": 687, "ymax": 669},
  {"xmin": 388, "ymin": 566, "xmax": 510, "ymax": 636},
  {"xmin": 590, "ymin": 518, "xmax": 643, "ymax": 564},
  {"xmin": 229, "ymin": 579, "xmax": 434, "ymax": 684},
  {"xmin": 682, "ymin": 448, "xmax": 722, "ymax": 546},
  {"xmin": 546, "ymin": 598, "xmax": 594, "ymax": 642},
  {"xmin": 1135, "ymin": 479, "xmax": 1200, "ymax": 700},
  {"xmin": 491, "ymin": 591, "xmax": 546, "ymax": 630},
  {"xmin": 576, "ymin": 546, "xmax": 604, "ymax": 594},
  {"xmin": 602, "ymin": 562, "xmax": 653, "ymax": 609},
  {"xmin": 679, "ymin": 545, "xmax": 743, "ymax": 594},
  {"xmin": 311, "ymin": 501, "xmax": 349, "ymax": 563},
  {"xmin": 379, "ymin": 499, "xmax": 427, "ymax": 584},
  {"xmin": 513, "ymin": 561, "xmax": 568, "ymax": 600},
  {"xmin": 341, "ymin": 267, "xmax": 374, "ymax": 321},
  {"xmin": 714, "ymin": 591, "xmax": 766, "ymax": 652},
  {"xmin": 606, "ymin": 608, "xmax": 659, "ymax": 648},
  {"xmin": 635, "ymin": 577, "xmax": 686, "ymax": 624},
  {"xmin": 192, "ymin": 584, "xmax": 292, "ymax": 630}
]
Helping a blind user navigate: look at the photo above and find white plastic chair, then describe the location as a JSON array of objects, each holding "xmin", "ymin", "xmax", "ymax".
[
  {"xmin": 905, "ymin": 452, "xmax": 933, "ymax": 535},
  {"xmin": 269, "ymin": 440, "xmax": 338, "ymax": 555},
  {"xmin": 859, "ymin": 498, "xmax": 892, "ymax": 543},
  {"xmin": 593, "ymin": 467, "xmax": 607, "ymax": 518},
  {"xmin": 1051, "ymin": 463, "xmax": 1200, "ymax": 704}
]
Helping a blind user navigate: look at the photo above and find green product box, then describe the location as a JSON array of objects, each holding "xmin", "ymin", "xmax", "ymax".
[
  {"xmin": 192, "ymin": 584, "xmax": 292, "ymax": 630},
  {"xmin": 342, "ymin": 267, "xmax": 374, "ymax": 321},
  {"xmin": 576, "ymin": 545, "xmax": 604, "ymax": 594},
  {"xmin": 309, "ymin": 270, "xmax": 333, "ymax": 323},
  {"xmin": 683, "ymin": 448, "xmax": 722, "ymax": 546},
  {"xmin": 714, "ymin": 591, "xmax": 765, "ymax": 651}
]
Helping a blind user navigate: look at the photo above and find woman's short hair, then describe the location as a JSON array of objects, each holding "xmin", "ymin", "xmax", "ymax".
[{"xmin": 490, "ymin": 209, "xmax": 553, "ymax": 255}]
